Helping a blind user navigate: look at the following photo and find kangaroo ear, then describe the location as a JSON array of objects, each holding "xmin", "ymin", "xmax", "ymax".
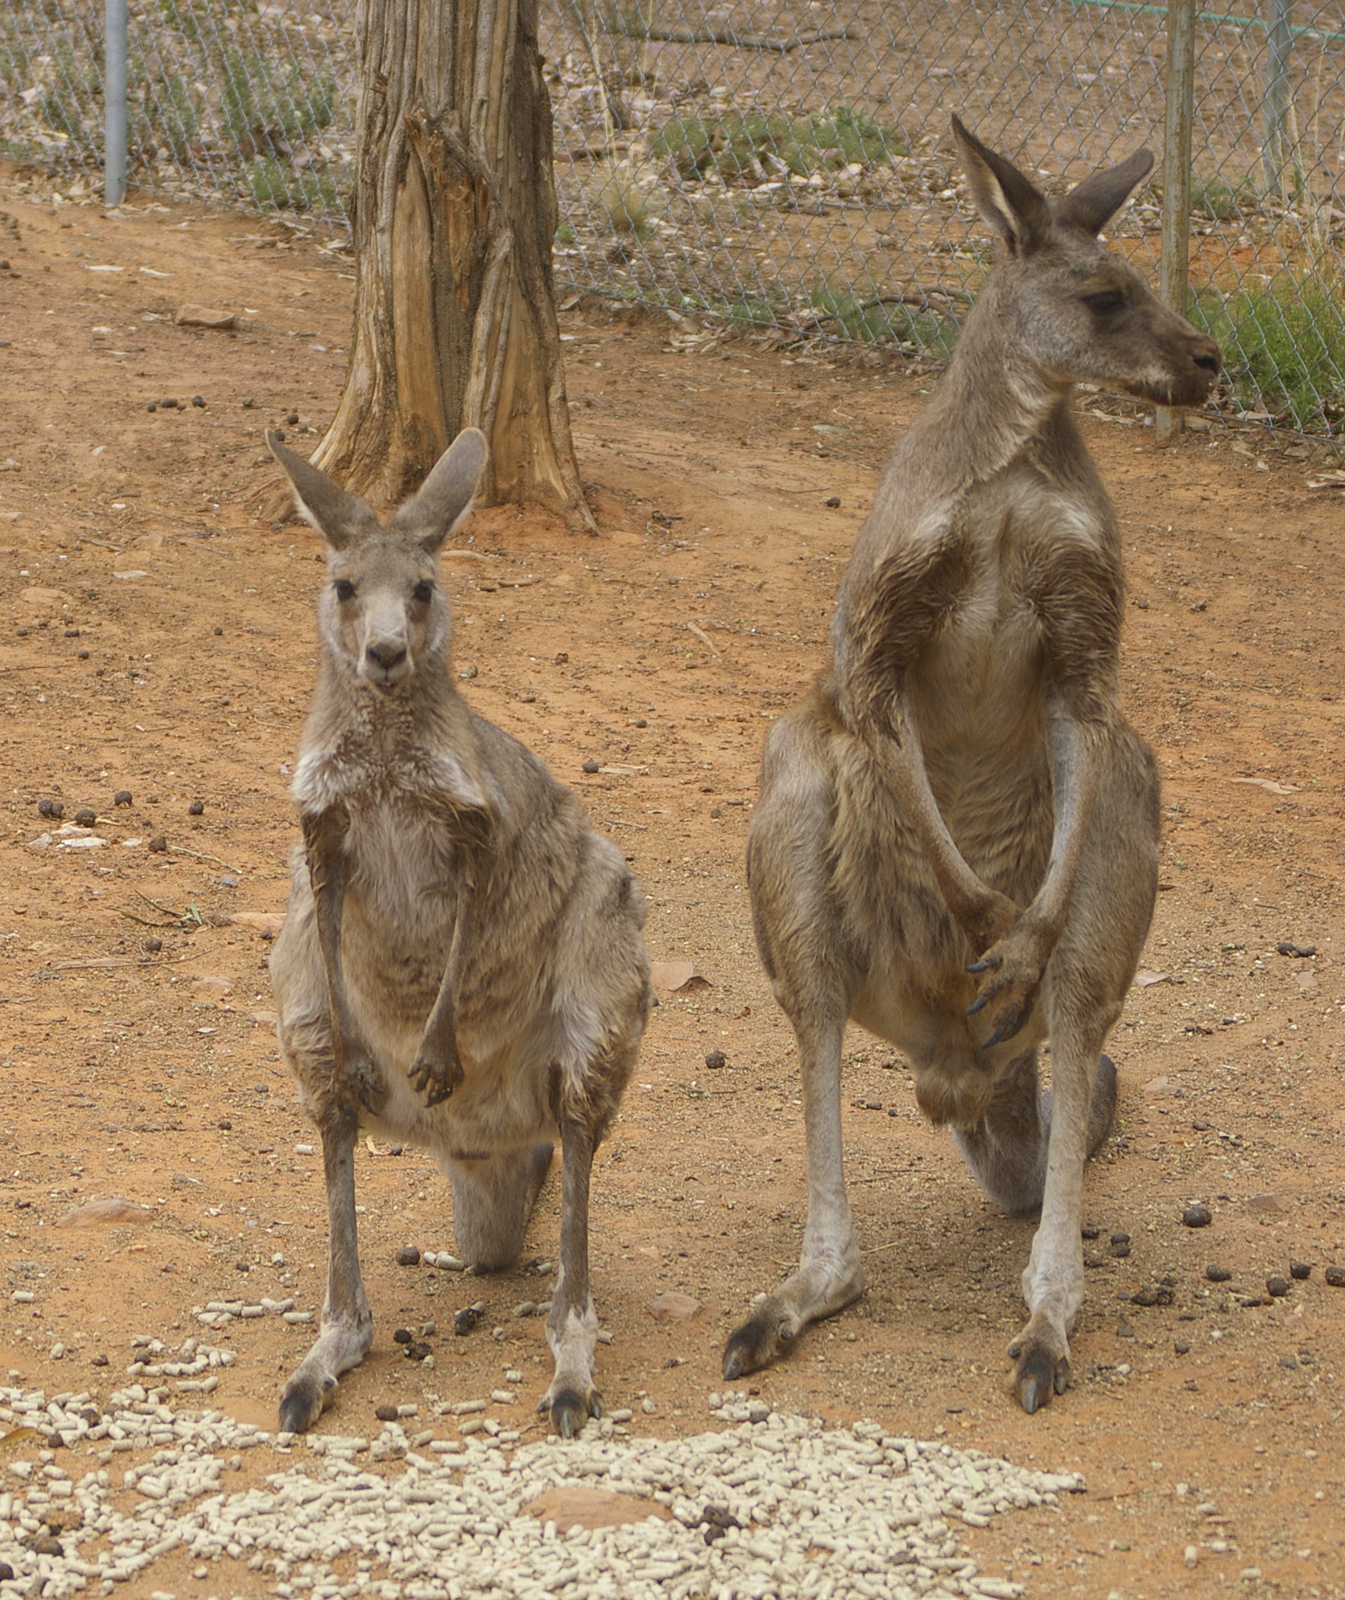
[
  {"xmin": 951, "ymin": 114, "xmax": 1049, "ymax": 255},
  {"xmin": 1056, "ymin": 147, "xmax": 1154, "ymax": 236},
  {"xmin": 389, "ymin": 427, "xmax": 488, "ymax": 552},
  {"xmin": 268, "ymin": 432, "xmax": 379, "ymax": 549}
]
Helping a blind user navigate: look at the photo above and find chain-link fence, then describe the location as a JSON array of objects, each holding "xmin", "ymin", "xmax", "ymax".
[{"xmin": 4, "ymin": 2, "xmax": 1345, "ymax": 431}]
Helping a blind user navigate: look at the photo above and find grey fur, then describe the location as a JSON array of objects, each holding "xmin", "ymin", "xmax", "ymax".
[
  {"xmin": 723, "ymin": 120, "xmax": 1220, "ymax": 1413},
  {"xmin": 267, "ymin": 427, "xmax": 650, "ymax": 1436}
]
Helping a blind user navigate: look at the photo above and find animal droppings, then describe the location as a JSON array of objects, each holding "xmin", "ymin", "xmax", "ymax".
[
  {"xmin": 1290, "ymin": 1261, "xmax": 1312, "ymax": 1280},
  {"xmin": 114, "ymin": 790, "xmax": 132, "ymax": 806},
  {"xmin": 1182, "ymin": 1205, "xmax": 1213, "ymax": 1228},
  {"xmin": 395, "ymin": 1247, "xmax": 421, "ymax": 1267}
]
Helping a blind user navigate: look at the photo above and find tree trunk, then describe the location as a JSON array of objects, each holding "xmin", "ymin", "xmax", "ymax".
[{"xmin": 314, "ymin": 0, "xmax": 593, "ymax": 529}]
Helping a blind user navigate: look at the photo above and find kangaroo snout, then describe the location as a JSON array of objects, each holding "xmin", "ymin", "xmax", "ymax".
[{"xmin": 364, "ymin": 637, "xmax": 409, "ymax": 685}]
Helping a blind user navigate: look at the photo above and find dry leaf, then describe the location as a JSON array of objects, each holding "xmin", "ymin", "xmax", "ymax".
[
  {"xmin": 1229, "ymin": 777, "xmax": 1300, "ymax": 796},
  {"xmin": 1134, "ymin": 970, "xmax": 1171, "ymax": 988},
  {"xmin": 649, "ymin": 961, "xmax": 711, "ymax": 993}
]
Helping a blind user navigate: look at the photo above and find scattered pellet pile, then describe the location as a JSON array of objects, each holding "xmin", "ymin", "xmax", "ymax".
[{"xmin": 0, "ymin": 1386, "xmax": 1083, "ymax": 1600}]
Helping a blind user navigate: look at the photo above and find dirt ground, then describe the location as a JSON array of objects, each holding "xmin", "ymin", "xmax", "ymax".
[{"xmin": 1, "ymin": 176, "xmax": 1344, "ymax": 1600}]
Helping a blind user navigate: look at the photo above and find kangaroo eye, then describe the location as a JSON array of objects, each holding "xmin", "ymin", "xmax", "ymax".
[
  {"xmin": 412, "ymin": 580, "xmax": 434, "ymax": 603},
  {"xmin": 333, "ymin": 578, "xmax": 355, "ymax": 602},
  {"xmin": 1086, "ymin": 290, "xmax": 1124, "ymax": 314}
]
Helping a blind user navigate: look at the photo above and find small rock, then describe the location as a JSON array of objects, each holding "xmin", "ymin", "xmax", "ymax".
[
  {"xmin": 554, "ymin": 651, "xmax": 569, "ymax": 665},
  {"xmin": 114, "ymin": 790, "xmax": 132, "ymax": 807},
  {"xmin": 824, "ymin": 495, "xmax": 841, "ymax": 508},
  {"xmin": 1115, "ymin": 1320, "xmax": 1135, "ymax": 1338},
  {"xmin": 148, "ymin": 835, "xmax": 167, "ymax": 853},
  {"xmin": 582, "ymin": 759, "xmax": 600, "ymax": 774},
  {"xmin": 705, "ymin": 1049, "xmax": 727, "ymax": 1070},
  {"xmin": 648, "ymin": 1291, "xmax": 703, "ymax": 1323},
  {"xmin": 374, "ymin": 1403, "xmax": 399, "ymax": 1422},
  {"xmin": 1265, "ymin": 1275, "xmax": 1291, "ymax": 1298},
  {"xmin": 393, "ymin": 1327, "xmax": 413, "ymax": 1345},
  {"xmin": 1277, "ymin": 1352, "xmax": 1298, "ymax": 1369},
  {"xmin": 143, "ymin": 937, "xmax": 163, "ymax": 954},
  {"xmin": 188, "ymin": 798, "xmax": 205, "ymax": 815},
  {"xmin": 1290, "ymin": 1260, "xmax": 1312, "ymax": 1281},
  {"xmin": 174, "ymin": 304, "xmax": 237, "ymax": 330},
  {"xmin": 454, "ymin": 1306, "xmax": 483, "ymax": 1336},
  {"xmin": 396, "ymin": 1246, "xmax": 421, "ymax": 1268},
  {"xmin": 74, "ymin": 807, "xmax": 96, "ymax": 826},
  {"xmin": 1174, "ymin": 1341, "xmax": 1191, "ymax": 1355},
  {"xmin": 1181, "ymin": 1204, "xmax": 1213, "ymax": 1228},
  {"xmin": 217, "ymin": 1118, "xmax": 232, "ymax": 1130},
  {"xmin": 1206, "ymin": 1264, "xmax": 1232, "ymax": 1283}
]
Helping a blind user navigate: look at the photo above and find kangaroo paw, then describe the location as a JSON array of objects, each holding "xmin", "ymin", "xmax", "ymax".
[{"xmin": 408, "ymin": 1047, "xmax": 464, "ymax": 1107}]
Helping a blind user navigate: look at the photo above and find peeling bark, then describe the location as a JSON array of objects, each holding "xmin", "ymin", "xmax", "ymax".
[{"xmin": 314, "ymin": 0, "xmax": 593, "ymax": 530}]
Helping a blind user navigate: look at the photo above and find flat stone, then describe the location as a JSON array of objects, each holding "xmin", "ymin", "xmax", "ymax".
[
  {"xmin": 174, "ymin": 305, "xmax": 237, "ymax": 330},
  {"xmin": 647, "ymin": 1291, "xmax": 703, "ymax": 1323},
  {"xmin": 524, "ymin": 1487, "xmax": 671, "ymax": 1530},
  {"xmin": 56, "ymin": 1197, "xmax": 154, "ymax": 1228}
]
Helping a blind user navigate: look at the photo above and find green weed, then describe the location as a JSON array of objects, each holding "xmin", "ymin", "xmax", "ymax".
[
  {"xmin": 651, "ymin": 103, "xmax": 901, "ymax": 182},
  {"xmin": 144, "ymin": 73, "xmax": 200, "ymax": 156},
  {"xmin": 808, "ymin": 284, "xmax": 959, "ymax": 357},
  {"xmin": 246, "ymin": 156, "xmax": 345, "ymax": 214},
  {"xmin": 1190, "ymin": 174, "xmax": 1256, "ymax": 223},
  {"xmin": 222, "ymin": 49, "xmax": 334, "ymax": 143},
  {"xmin": 1190, "ymin": 276, "xmax": 1345, "ymax": 428}
]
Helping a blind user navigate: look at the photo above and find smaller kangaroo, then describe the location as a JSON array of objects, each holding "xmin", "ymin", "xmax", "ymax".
[
  {"xmin": 267, "ymin": 427, "xmax": 650, "ymax": 1436},
  {"xmin": 725, "ymin": 119, "xmax": 1220, "ymax": 1412}
]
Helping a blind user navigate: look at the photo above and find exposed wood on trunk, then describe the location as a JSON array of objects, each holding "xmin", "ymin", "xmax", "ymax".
[{"xmin": 312, "ymin": 0, "xmax": 594, "ymax": 531}]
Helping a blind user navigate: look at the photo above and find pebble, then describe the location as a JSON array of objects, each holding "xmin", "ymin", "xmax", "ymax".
[
  {"xmin": 1265, "ymin": 1275, "xmax": 1291, "ymax": 1298},
  {"xmin": 395, "ymin": 1246, "xmax": 421, "ymax": 1268},
  {"xmin": 1290, "ymin": 1260, "xmax": 1312, "ymax": 1280},
  {"xmin": 1325, "ymin": 1265, "xmax": 1345, "ymax": 1288},
  {"xmin": 582, "ymin": 759, "xmax": 600, "ymax": 774},
  {"xmin": 1181, "ymin": 1204, "xmax": 1213, "ymax": 1228},
  {"xmin": 705, "ymin": 1049, "xmax": 727, "ymax": 1070},
  {"xmin": 1206, "ymin": 1265, "xmax": 1232, "ymax": 1283},
  {"xmin": 825, "ymin": 495, "xmax": 841, "ymax": 507},
  {"xmin": 454, "ymin": 1305, "xmax": 484, "ymax": 1336}
]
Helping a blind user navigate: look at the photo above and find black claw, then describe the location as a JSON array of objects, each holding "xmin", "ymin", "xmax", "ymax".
[
  {"xmin": 965, "ymin": 993, "xmax": 990, "ymax": 1016},
  {"xmin": 983, "ymin": 1023, "xmax": 1009, "ymax": 1048},
  {"xmin": 1013, "ymin": 1344, "xmax": 1059, "ymax": 1416},
  {"xmin": 277, "ymin": 1380, "xmax": 323, "ymax": 1435},
  {"xmin": 722, "ymin": 1348, "xmax": 745, "ymax": 1382},
  {"xmin": 966, "ymin": 959, "xmax": 990, "ymax": 974},
  {"xmin": 548, "ymin": 1386, "xmax": 592, "ymax": 1439}
]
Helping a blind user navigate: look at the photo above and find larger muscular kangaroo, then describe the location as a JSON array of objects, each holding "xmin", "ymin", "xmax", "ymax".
[{"xmin": 725, "ymin": 118, "xmax": 1220, "ymax": 1412}]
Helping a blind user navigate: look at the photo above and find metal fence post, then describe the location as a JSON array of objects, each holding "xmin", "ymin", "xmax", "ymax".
[
  {"xmin": 1262, "ymin": 0, "xmax": 1293, "ymax": 200},
  {"xmin": 1156, "ymin": 0, "xmax": 1195, "ymax": 444},
  {"xmin": 104, "ymin": 0, "xmax": 128, "ymax": 206}
]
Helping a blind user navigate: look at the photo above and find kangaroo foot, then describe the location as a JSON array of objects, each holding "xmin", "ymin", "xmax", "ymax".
[
  {"xmin": 1008, "ymin": 1314, "xmax": 1071, "ymax": 1414},
  {"xmin": 538, "ymin": 1381, "xmax": 603, "ymax": 1439}
]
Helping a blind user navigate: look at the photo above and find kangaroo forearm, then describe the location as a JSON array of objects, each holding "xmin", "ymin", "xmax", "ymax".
[
  {"xmin": 302, "ymin": 807, "xmax": 359, "ymax": 1053},
  {"xmin": 1022, "ymin": 707, "xmax": 1106, "ymax": 943}
]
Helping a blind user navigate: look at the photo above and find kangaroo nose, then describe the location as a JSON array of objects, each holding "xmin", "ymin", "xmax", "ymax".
[
  {"xmin": 1192, "ymin": 338, "xmax": 1221, "ymax": 377},
  {"xmin": 367, "ymin": 641, "xmax": 406, "ymax": 672}
]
